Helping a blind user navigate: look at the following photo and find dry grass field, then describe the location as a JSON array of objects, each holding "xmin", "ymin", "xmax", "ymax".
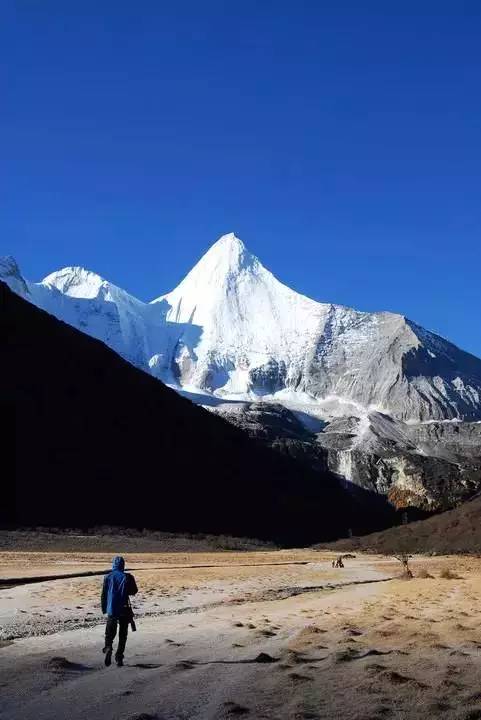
[{"xmin": 1, "ymin": 544, "xmax": 481, "ymax": 720}]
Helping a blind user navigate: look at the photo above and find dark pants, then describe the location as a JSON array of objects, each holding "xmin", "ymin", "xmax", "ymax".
[{"xmin": 104, "ymin": 615, "xmax": 129, "ymax": 659}]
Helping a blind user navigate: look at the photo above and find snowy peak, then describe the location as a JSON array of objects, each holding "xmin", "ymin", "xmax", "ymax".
[
  {"xmin": 42, "ymin": 266, "xmax": 109, "ymax": 300},
  {"xmin": 40, "ymin": 265, "xmax": 147, "ymax": 310},
  {"xmin": 206, "ymin": 231, "xmax": 250, "ymax": 266},
  {"xmin": 151, "ymin": 233, "xmax": 260, "ymax": 305},
  {"xmin": 199, "ymin": 232, "xmax": 258, "ymax": 276},
  {"xmin": 32, "ymin": 263, "xmax": 172, "ymax": 375},
  {"xmin": 156, "ymin": 232, "xmax": 325, "ymax": 349}
]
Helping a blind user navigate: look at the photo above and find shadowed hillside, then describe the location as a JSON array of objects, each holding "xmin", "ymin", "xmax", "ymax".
[
  {"xmin": 2, "ymin": 282, "xmax": 395, "ymax": 545},
  {"xmin": 322, "ymin": 493, "xmax": 481, "ymax": 554}
]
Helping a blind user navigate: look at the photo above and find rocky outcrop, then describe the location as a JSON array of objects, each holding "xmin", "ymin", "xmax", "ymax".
[
  {"xmin": 209, "ymin": 403, "xmax": 481, "ymax": 512},
  {"xmin": 209, "ymin": 403, "xmax": 330, "ymax": 477}
]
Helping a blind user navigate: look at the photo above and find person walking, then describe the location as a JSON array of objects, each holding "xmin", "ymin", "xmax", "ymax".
[{"xmin": 101, "ymin": 556, "xmax": 138, "ymax": 667}]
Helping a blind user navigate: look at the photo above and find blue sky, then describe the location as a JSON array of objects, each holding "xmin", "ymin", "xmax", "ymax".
[{"xmin": 2, "ymin": 2, "xmax": 481, "ymax": 355}]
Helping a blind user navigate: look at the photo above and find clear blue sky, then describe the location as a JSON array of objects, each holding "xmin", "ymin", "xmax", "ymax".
[{"xmin": 2, "ymin": 2, "xmax": 481, "ymax": 356}]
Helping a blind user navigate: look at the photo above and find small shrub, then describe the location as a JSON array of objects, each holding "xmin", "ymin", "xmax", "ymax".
[
  {"xmin": 440, "ymin": 567, "xmax": 459, "ymax": 580},
  {"xmin": 417, "ymin": 568, "xmax": 434, "ymax": 579}
]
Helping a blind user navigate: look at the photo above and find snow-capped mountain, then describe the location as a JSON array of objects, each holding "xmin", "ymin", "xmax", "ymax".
[
  {"xmin": 2, "ymin": 255, "xmax": 193, "ymax": 380},
  {"xmin": 4, "ymin": 233, "xmax": 480, "ymax": 422},
  {"xmin": 156, "ymin": 234, "xmax": 481, "ymax": 422},
  {"xmin": 3, "ymin": 234, "xmax": 481, "ymax": 510}
]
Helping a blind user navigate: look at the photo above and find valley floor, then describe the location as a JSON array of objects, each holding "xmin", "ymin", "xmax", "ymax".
[{"xmin": 1, "ymin": 549, "xmax": 481, "ymax": 720}]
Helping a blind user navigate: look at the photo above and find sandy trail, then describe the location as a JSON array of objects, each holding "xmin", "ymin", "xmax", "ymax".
[{"xmin": 1, "ymin": 551, "xmax": 481, "ymax": 720}]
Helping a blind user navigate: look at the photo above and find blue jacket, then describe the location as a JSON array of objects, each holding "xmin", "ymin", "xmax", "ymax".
[{"xmin": 101, "ymin": 556, "xmax": 138, "ymax": 617}]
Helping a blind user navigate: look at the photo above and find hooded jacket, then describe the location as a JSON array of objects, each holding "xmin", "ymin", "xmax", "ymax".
[{"xmin": 101, "ymin": 556, "xmax": 138, "ymax": 617}]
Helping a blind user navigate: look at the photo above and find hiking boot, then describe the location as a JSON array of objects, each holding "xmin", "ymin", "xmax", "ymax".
[
  {"xmin": 103, "ymin": 647, "xmax": 112, "ymax": 667},
  {"xmin": 115, "ymin": 656, "xmax": 124, "ymax": 667}
]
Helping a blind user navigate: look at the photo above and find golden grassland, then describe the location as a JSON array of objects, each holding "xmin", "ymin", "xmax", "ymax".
[{"xmin": 1, "ymin": 550, "xmax": 480, "ymax": 719}]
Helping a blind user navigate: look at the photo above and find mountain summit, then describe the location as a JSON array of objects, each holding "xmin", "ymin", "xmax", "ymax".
[
  {"xmin": 42, "ymin": 266, "xmax": 110, "ymax": 299},
  {"xmin": 153, "ymin": 233, "xmax": 332, "ymax": 395},
  {"xmin": 151, "ymin": 232, "xmax": 266, "ymax": 321},
  {"xmin": 190, "ymin": 231, "xmax": 255, "ymax": 275},
  {"xmin": 3, "ymin": 233, "xmax": 481, "ymax": 423}
]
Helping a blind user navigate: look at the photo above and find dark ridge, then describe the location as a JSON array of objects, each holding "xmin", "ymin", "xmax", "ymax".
[{"xmin": 2, "ymin": 281, "xmax": 394, "ymax": 545}]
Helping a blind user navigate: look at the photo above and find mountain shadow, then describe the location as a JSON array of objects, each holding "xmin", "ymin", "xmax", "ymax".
[{"xmin": 1, "ymin": 282, "xmax": 395, "ymax": 545}]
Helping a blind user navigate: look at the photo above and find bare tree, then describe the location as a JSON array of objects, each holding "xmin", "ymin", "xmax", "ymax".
[{"xmin": 394, "ymin": 553, "xmax": 413, "ymax": 578}]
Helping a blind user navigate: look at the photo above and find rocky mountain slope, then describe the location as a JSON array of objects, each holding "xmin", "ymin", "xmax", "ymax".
[
  {"xmin": 3, "ymin": 233, "xmax": 481, "ymax": 511},
  {"xmin": 3, "ymin": 280, "xmax": 396, "ymax": 544},
  {"xmin": 208, "ymin": 402, "xmax": 481, "ymax": 511}
]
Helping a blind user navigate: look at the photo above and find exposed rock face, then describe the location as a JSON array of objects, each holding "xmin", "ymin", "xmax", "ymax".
[
  {"xmin": 208, "ymin": 403, "xmax": 481, "ymax": 512},
  {"xmin": 0, "ymin": 256, "xmax": 29, "ymax": 298},
  {"xmin": 318, "ymin": 414, "xmax": 481, "ymax": 510}
]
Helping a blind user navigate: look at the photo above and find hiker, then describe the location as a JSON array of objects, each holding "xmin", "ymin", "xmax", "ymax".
[{"xmin": 101, "ymin": 556, "xmax": 138, "ymax": 667}]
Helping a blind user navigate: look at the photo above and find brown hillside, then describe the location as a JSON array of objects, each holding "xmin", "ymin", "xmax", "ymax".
[{"xmin": 322, "ymin": 492, "xmax": 481, "ymax": 554}]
